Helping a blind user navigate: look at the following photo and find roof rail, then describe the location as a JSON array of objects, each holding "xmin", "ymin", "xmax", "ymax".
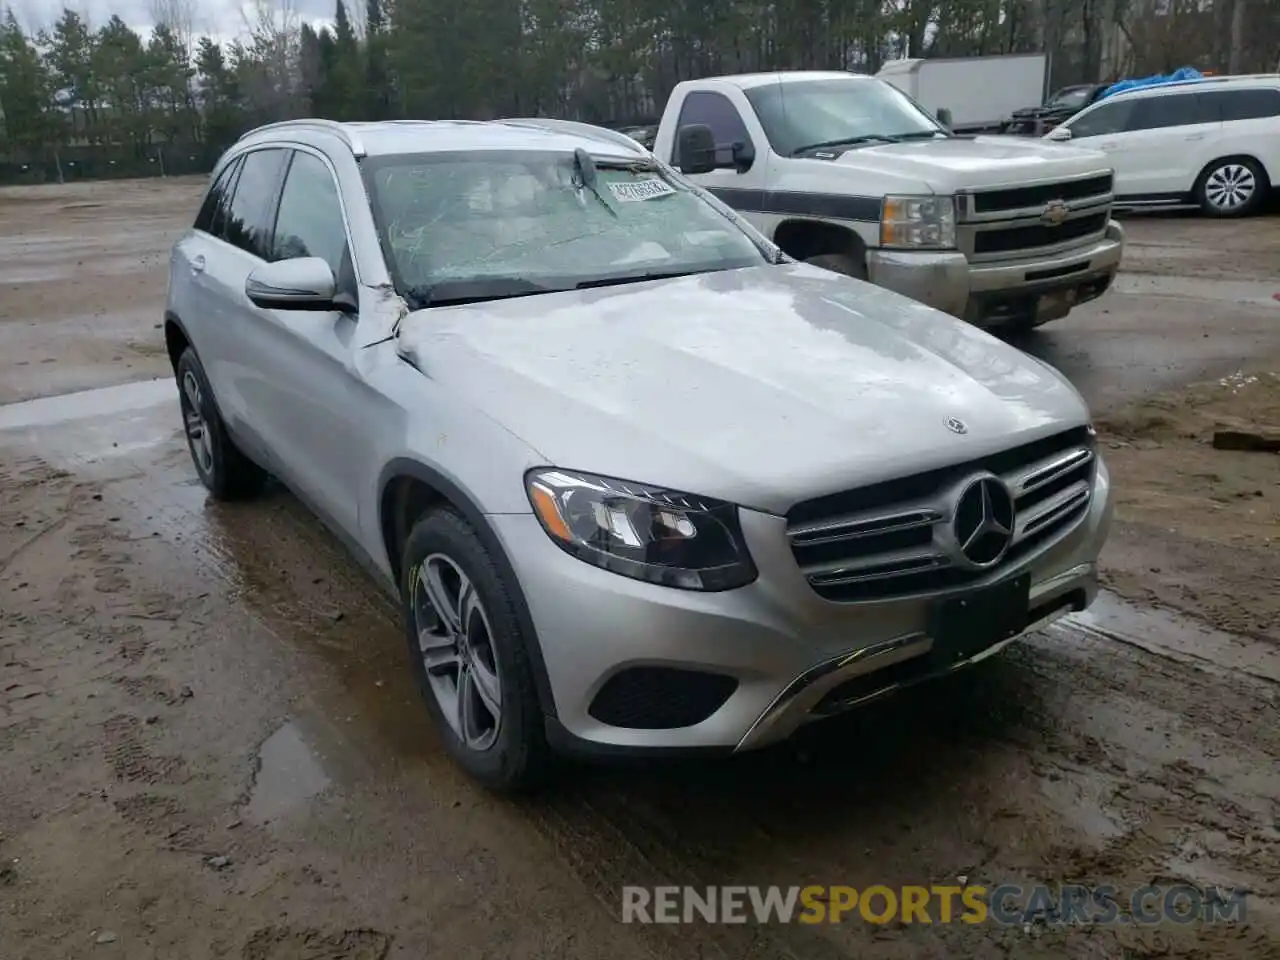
[
  {"xmin": 1109, "ymin": 73, "xmax": 1280, "ymax": 97},
  {"xmin": 238, "ymin": 118, "xmax": 366, "ymax": 157},
  {"xmin": 496, "ymin": 117, "xmax": 650, "ymax": 155}
]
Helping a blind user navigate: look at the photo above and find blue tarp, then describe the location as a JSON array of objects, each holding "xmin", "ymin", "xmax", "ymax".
[{"xmin": 1098, "ymin": 67, "xmax": 1204, "ymax": 100}]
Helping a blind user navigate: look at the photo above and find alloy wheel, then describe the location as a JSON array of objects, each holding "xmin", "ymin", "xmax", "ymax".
[
  {"xmin": 412, "ymin": 553, "xmax": 503, "ymax": 751},
  {"xmin": 1204, "ymin": 164, "xmax": 1255, "ymax": 211},
  {"xmin": 180, "ymin": 370, "xmax": 214, "ymax": 476}
]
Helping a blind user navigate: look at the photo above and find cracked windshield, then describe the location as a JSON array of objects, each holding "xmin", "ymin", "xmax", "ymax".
[{"xmin": 369, "ymin": 154, "xmax": 767, "ymax": 303}]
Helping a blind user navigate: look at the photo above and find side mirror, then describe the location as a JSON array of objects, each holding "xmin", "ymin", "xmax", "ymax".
[
  {"xmin": 935, "ymin": 107, "xmax": 953, "ymax": 128},
  {"xmin": 675, "ymin": 123, "xmax": 717, "ymax": 174},
  {"xmin": 245, "ymin": 257, "xmax": 337, "ymax": 311},
  {"xmin": 1046, "ymin": 125, "xmax": 1072, "ymax": 142},
  {"xmin": 730, "ymin": 140, "xmax": 755, "ymax": 173}
]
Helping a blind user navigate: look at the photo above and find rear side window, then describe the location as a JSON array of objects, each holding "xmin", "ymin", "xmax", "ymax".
[
  {"xmin": 1217, "ymin": 87, "xmax": 1280, "ymax": 121},
  {"xmin": 222, "ymin": 149, "xmax": 289, "ymax": 259},
  {"xmin": 193, "ymin": 159, "xmax": 239, "ymax": 234},
  {"xmin": 1129, "ymin": 92, "xmax": 1220, "ymax": 130},
  {"xmin": 1066, "ymin": 99, "xmax": 1134, "ymax": 138}
]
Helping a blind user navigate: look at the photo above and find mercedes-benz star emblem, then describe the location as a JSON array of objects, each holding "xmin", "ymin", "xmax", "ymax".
[
  {"xmin": 945, "ymin": 417, "xmax": 968, "ymax": 435},
  {"xmin": 952, "ymin": 476, "xmax": 1015, "ymax": 568},
  {"xmin": 1040, "ymin": 199, "xmax": 1069, "ymax": 226}
]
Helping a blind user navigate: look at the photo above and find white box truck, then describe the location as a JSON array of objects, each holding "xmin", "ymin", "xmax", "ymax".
[{"xmin": 877, "ymin": 54, "xmax": 1049, "ymax": 133}]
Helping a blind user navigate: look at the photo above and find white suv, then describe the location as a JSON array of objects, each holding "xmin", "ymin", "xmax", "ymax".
[{"xmin": 1045, "ymin": 74, "xmax": 1280, "ymax": 216}]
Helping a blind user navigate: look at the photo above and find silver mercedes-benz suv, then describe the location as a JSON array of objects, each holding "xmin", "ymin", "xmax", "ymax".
[{"xmin": 164, "ymin": 117, "xmax": 1113, "ymax": 791}]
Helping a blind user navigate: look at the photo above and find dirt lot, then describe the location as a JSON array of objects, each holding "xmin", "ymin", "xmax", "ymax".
[{"xmin": 2, "ymin": 178, "xmax": 1280, "ymax": 960}]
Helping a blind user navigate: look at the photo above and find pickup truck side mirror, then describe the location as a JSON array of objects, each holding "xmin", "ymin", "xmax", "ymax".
[
  {"xmin": 934, "ymin": 107, "xmax": 953, "ymax": 128},
  {"xmin": 730, "ymin": 140, "xmax": 755, "ymax": 173},
  {"xmin": 675, "ymin": 124, "xmax": 717, "ymax": 174},
  {"xmin": 1046, "ymin": 125, "xmax": 1072, "ymax": 142}
]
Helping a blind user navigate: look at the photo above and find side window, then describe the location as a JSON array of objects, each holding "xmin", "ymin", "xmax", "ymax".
[
  {"xmin": 1066, "ymin": 99, "xmax": 1134, "ymax": 138},
  {"xmin": 194, "ymin": 162, "xmax": 236, "ymax": 233},
  {"xmin": 675, "ymin": 91, "xmax": 752, "ymax": 165},
  {"xmin": 209, "ymin": 158, "xmax": 242, "ymax": 239},
  {"xmin": 222, "ymin": 149, "xmax": 289, "ymax": 259},
  {"xmin": 1129, "ymin": 92, "xmax": 1219, "ymax": 130},
  {"xmin": 271, "ymin": 151, "xmax": 349, "ymax": 281},
  {"xmin": 1217, "ymin": 88, "xmax": 1280, "ymax": 121}
]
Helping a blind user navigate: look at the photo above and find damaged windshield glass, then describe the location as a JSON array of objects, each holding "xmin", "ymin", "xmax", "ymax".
[{"xmin": 364, "ymin": 150, "xmax": 771, "ymax": 308}]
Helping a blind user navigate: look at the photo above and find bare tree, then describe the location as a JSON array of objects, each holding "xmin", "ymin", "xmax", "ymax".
[{"xmin": 148, "ymin": 0, "xmax": 197, "ymax": 57}]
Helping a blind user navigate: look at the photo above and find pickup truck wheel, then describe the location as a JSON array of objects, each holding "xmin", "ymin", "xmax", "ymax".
[
  {"xmin": 400, "ymin": 507, "xmax": 552, "ymax": 793},
  {"xmin": 175, "ymin": 347, "xmax": 267, "ymax": 500},
  {"xmin": 805, "ymin": 252, "xmax": 868, "ymax": 281},
  {"xmin": 1195, "ymin": 158, "xmax": 1268, "ymax": 218}
]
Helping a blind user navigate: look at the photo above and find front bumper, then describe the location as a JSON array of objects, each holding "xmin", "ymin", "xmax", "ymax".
[
  {"xmin": 490, "ymin": 456, "xmax": 1113, "ymax": 755},
  {"xmin": 866, "ymin": 221, "xmax": 1125, "ymax": 328}
]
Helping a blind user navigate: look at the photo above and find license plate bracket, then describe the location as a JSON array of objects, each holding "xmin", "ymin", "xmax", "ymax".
[{"xmin": 928, "ymin": 573, "xmax": 1032, "ymax": 664}]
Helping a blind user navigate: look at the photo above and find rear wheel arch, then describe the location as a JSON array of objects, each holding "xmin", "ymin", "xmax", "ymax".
[
  {"xmin": 1193, "ymin": 154, "xmax": 1270, "ymax": 216},
  {"xmin": 164, "ymin": 311, "xmax": 191, "ymax": 372},
  {"xmin": 376, "ymin": 459, "xmax": 558, "ymax": 718}
]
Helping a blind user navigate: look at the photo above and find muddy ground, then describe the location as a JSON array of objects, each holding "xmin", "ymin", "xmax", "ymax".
[{"xmin": 2, "ymin": 178, "xmax": 1279, "ymax": 960}]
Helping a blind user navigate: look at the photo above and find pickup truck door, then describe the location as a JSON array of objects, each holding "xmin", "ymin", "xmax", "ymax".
[{"xmin": 663, "ymin": 89, "xmax": 771, "ymax": 232}]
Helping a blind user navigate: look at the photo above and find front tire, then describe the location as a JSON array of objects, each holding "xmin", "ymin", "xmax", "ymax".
[
  {"xmin": 175, "ymin": 347, "xmax": 267, "ymax": 500},
  {"xmin": 400, "ymin": 508, "xmax": 551, "ymax": 792},
  {"xmin": 1195, "ymin": 157, "xmax": 1268, "ymax": 217}
]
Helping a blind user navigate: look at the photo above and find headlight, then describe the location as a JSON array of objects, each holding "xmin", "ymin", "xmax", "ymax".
[
  {"xmin": 525, "ymin": 468, "xmax": 757, "ymax": 591},
  {"xmin": 880, "ymin": 194, "xmax": 956, "ymax": 249}
]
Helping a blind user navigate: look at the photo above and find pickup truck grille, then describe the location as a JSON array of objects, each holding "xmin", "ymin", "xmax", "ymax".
[
  {"xmin": 785, "ymin": 427, "xmax": 1096, "ymax": 603},
  {"xmin": 957, "ymin": 173, "xmax": 1113, "ymax": 263}
]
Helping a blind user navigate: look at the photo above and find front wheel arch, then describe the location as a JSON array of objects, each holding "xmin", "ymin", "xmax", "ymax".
[{"xmin": 376, "ymin": 459, "xmax": 559, "ymax": 719}]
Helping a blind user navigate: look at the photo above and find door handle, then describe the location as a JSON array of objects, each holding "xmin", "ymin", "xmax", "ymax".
[
  {"xmin": 190, "ymin": 255, "xmax": 206, "ymax": 274},
  {"xmin": 1185, "ymin": 133, "xmax": 1206, "ymax": 141}
]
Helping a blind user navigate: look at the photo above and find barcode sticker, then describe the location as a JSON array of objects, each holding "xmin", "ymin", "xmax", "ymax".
[{"xmin": 607, "ymin": 178, "xmax": 677, "ymax": 202}]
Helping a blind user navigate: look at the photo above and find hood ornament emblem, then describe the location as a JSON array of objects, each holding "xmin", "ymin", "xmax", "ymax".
[
  {"xmin": 1040, "ymin": 200, "xmax": 1069, "ymax": 226},
  {"xmin": 945, "ymin": 417, "xmax": 968, "ymax": 435}
]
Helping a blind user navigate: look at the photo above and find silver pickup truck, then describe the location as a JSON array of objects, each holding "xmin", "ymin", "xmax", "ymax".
[{"xmin": 651, "ymin": 70, "xmax": 1125, "ymax": 331}]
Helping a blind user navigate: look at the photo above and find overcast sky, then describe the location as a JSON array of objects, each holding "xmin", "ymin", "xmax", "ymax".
[{"xmin": 11, "ymin": 0, "xmax": 339, "ymax": 38}]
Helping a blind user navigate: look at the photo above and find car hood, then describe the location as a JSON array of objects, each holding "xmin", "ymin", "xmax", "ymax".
[
  {"xmin": 826, "ymin": 135, "xmax": 1110, "ymax": 190},
  {"xmin": 396, "ymin": 264, "xmax": 1089, "ymax": 515}
]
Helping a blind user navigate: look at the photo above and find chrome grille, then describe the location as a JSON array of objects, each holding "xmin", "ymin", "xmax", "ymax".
[
  {"xmin": 956, "ymin": 172, "xmax": 1114, "ymax": 263},
  {"xmin": 786, "ymin": 427, "xmax": 1095, "ymax": 603}
]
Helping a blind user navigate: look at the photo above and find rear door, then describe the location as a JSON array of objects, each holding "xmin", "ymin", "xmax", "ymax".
[
  {"xmin": 193, "ymin": 147, "xmax": 291, "ymax": 451},
  {"xmin": 1120, "ymin": 91, "xmax": 1223, "ymax": 197}
]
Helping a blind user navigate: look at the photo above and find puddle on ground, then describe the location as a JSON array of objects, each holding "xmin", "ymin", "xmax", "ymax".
[
  {"xmin": 0, "ymin": 377, "xmax": 178, "ymax": 468},
  {"xmin": 1056, "ymin": 590, "xmax": 1280, "ymax": 686},
  {"xmin": 243, "ymin": 721, "xmax": 332, "ymax": 825}
]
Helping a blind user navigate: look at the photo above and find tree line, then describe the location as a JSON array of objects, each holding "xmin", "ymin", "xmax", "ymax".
[{"xmin": 1, "ymin": 0, "xmax": 1277, "ymax": 183}]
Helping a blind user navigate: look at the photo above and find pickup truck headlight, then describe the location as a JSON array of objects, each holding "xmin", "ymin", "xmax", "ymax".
[
  {"xmin": 525, "ymin": 468, "xmax": 757, "ymax": 591},
  {"xmin": 880, "ymin": 195, "xmax": 956, "ymax": 249}
]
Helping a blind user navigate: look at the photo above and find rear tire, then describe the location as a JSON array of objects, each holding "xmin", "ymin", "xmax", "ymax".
[
  {"xmin": 1195, "ymin": 157, "xmax": 1268, "ymax": 218},
  {"xmin": 400, "ymin": 507, "xmax": 552, "ymax": 793},
  {"xmin": 804, "ymin": 252, "xmax": 869, "ymax": 281},
  {"xmin": 175, "ymin": 347, "xmax": 267, "ymax": 500}
]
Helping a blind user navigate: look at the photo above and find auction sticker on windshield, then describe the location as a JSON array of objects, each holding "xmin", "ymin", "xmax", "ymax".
[{"xmin": 608, "ymin": 179, "xmax": 676, "ymax": 202}]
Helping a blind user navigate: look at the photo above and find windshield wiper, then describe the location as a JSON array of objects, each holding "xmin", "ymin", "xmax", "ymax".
[
  {"xmin": 405, "ymin": 277, "xmax": 570, "ymax": 309},
  {"xmin": 790, "ymin": 134, "xmax": 901, "ymax": 156},
  {"xmin": 574, "ymin": 268, "xmax": 712, "ymax": 290}
]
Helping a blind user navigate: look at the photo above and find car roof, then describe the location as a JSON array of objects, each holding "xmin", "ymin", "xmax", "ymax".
[
  {"xmin": 1107, "ymin": 73, "xmax": 1280, "ymax": 101},
  {"xmin": 236, "ymin": 117, "xmax": 651, "ymax": 161},
  {"xmin": 696, "ymin": 71, "xmax": 870, "ymax": 90}
]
